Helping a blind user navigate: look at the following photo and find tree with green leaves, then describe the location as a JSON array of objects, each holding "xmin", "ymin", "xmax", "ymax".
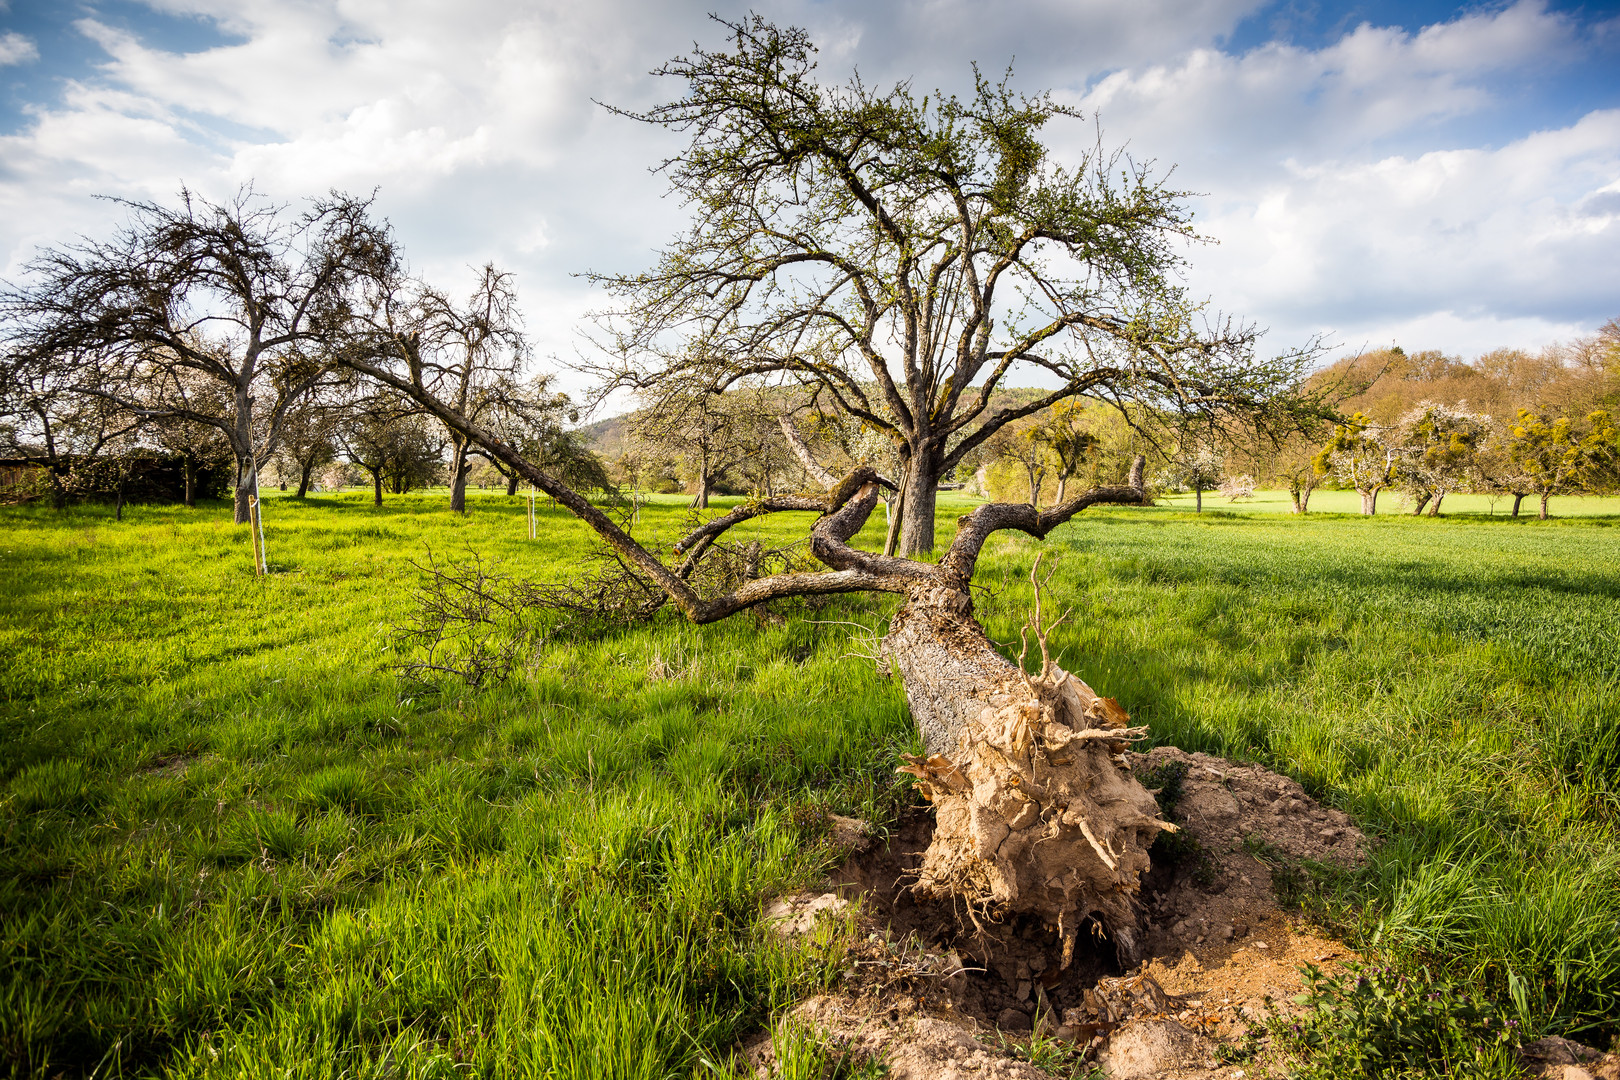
[
  {"xmin": 1503, "ymin": 409, "xmax": 1618, "ymax": 519},
  {"xmin": 1037, "ymin": 399, "xmax": 1101, "ymax": 505},
  {"xmin": 590, "ymin": 16, "xmax": 1316, "ymax": 554},
  {"xmin": 1314, "ymin": 412, "xmax": 1397, "ymax": 515}
]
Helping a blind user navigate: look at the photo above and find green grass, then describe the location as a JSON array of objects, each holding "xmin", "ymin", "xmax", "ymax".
[
  {"xmin": 1160, "ymin": 487, "xmax": 1620, "ymax": 516},
  {"xmin": 2, "ymin": 488, "xmax": 1618, "ymax": 1076}
]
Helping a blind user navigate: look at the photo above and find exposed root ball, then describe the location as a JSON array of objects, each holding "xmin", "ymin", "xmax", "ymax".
[{"xmin": 899, "ymin": 664, "xmax": 1172, "ymax": 965}]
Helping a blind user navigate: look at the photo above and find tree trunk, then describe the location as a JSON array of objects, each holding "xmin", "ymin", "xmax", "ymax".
[
  {"xmin": 1360, "ymin": 487, "xmax": 1378, "ymax": 515},
  {"xmin": 1540, "ymin": 491, "xmax": 1551, "ymax": 520},
  {"xmin": 1130, "ymin": 454, "xmax": 1146, "ymax": 492},
  {"xmin": 900, "ymin": 460, "xmax": 939, "ymax": 556},
  {"xmin": 690, "ymin": 468, "xmax": 711, "ymax": 509},
  {"xmin": 506, "ymin": 473, "xmax": 520, "ymax": 497},
  {"xmin": 296, "ymin": 460, "xmax": 314, "ymax": 498},
  {"xmin": 1410, "ymin": 494, "xmax": 1430, "ymax": 516},
  {"xmin": 1194, "ymin": 485, "xmax": 1202, "ymax": 512},
  {"xmin": 449, "ymin": 440, "xmax": 469, "ymax": 514},
  {"xmin": 1511, "ymin": 493, "xmax": 1525, "ymax": 517},
  {"xmin": 234, "ymin": 455, "xmax": 255, "ymax": 524},
  {"xmin": 1427, "ymin": 493, "xmax": 1444, "ymax": 517},
  {"xmin": 1055, "ymin": 475, "xmax": 1069, "ymax": 505},
  {"xmin": 371, "ymin": 470, "xmax": 384, "ymax": 506},
  {"xmin": 882, "ymin": 594, "xmax": 1168, "ymax": 965},
  {"xmin": 1289, "ymin": 474, "xmax": 1309, "ymax": 514},
  {"xmin": 183, "ymin": 460, "xmax": 195, "ymax": 508}
]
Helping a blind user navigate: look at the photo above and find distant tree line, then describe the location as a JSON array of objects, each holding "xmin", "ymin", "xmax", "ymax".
[{"xmin": 926, "ymin": 333, "xmax": 1619, "ymax": 520}]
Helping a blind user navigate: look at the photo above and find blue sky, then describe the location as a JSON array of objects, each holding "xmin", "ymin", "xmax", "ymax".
[{"xmin": 1, "ymin": 0, "xmax": 1617, "ymax": 384}]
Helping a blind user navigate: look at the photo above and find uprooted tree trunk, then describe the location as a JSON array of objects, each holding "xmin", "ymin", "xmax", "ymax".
[
  {"xmin": 345, "ymin": 349, "xmax": 1173, "ymax": 963},
  {"xmin": 885, "ymin": 568, "xmax": 1172, "ymax": 966}
]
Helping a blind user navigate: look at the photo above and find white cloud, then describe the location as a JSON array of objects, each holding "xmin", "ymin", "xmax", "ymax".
[
  {"xmin": 0, "ymin": 0, "xmax": 1615, "ymax": 385},
  {"xmin": 1057, "ymin": 0, "xmax": 1619, "ymax": 358},
  {"xmin": 0, "ymin": 31, "xmax": 39, "ymax": 66}
]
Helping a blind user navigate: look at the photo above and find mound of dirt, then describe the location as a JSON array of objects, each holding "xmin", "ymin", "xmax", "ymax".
[{"xmin": 743, "ymin": 746, "xmax": 1371, "ymax": 1079}]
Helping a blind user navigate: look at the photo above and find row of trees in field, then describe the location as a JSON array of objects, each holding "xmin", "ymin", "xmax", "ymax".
[
  {"xmin": 0, "ymin": 200, "xmax": 610, "ymax": 513},
  {"xmin": 4, "ymin": 15, "xmax": 1612, "ymax": 541},
  {"xmin": 587, "ymin": 328, "xmax": 1619, "ymax": 522},
  {"xmin": 1228, "ymin": 339, "xmax": 1620, "ymax": 518}
]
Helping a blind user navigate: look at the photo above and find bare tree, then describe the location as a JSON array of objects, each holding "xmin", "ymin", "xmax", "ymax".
[
  {"xmin": 480, "ymin": 376, "xmax": 610, "ymax": 498},
  {"xmin": 0, "ymin": 357, "xmax": 143, "ymax": 507},
  {"xmin": 0, "ymin": 188, "xmax": 392, "ymax": 523},
  {"xmin": 589, "ymin": 17, "xmax": 1318, "ymax": 555},
  {"xmin": 264, "ymin": 387, "xmax": 344, "ymax": 498},
  {"xmin": 630, "ymin": 386, "xmax": 754, "ymax": 508},
  {"xmin": 416, "ymin": 266, "xmax": 527, "ymax": 513},
  {"xmin": 335, "ymin": 393, "xmax": 441, "ymax": 505}
]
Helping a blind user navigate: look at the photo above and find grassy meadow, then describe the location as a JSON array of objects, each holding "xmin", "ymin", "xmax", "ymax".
[{"xmin": 2, "ymin": 488, "xmax": 1618, "ymax": 1077}]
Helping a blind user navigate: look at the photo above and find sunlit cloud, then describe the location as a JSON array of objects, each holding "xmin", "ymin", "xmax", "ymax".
[{"xmin": 0, "ymin": 0, "xmax": 1615, "ymax": 382}]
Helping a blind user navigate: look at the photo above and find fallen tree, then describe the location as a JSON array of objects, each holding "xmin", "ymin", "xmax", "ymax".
[
  {"xmin": 344, "ymin": 320, "xmax": 1180, "ymax": 963},
  {"xmin": 336, "ymin": 13, "xmax": 1326, "ymax": 968}
]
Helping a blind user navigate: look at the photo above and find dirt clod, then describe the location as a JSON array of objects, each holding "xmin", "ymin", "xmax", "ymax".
[
  {"xmin": 1099, "ymin": 1018, "xmax": 1210, "ymax": 1079},
  {"xmin": 1521, "ymin": 1036, "xmax": 1620, "ymax": 1080},
  {"xmin": 762, "ymin": 892, "xmax": 849, "ymax": 937}
]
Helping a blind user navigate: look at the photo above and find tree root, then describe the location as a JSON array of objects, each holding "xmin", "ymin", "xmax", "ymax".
[
  {"xmin": 895, "ymin": 557, "xmax": 1173, "ymax": 966},
  {"xmin": 899, "ymin": 663, "xmax": 1172, "ymax": 966}
]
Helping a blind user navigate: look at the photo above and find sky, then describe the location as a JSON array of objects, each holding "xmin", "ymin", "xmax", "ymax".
[{"xmin": 0, "ymin": 0, "xmax": 1617, "ymax": 398}]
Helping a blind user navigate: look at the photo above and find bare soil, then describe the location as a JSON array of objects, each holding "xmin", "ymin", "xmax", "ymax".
[{"xmin": 744, "ymin": 746, "xmax": 1371, "ymax": 1078}]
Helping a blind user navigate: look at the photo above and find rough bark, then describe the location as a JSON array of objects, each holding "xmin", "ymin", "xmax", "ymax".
[
  {"xmin": 1511, "ymin": 493, "xmax": 1525, "ymax": 517},
  {"xmin": 506, "ymin": 473, "xmax": 520, "ymax": 497},
  {"xmin": 234, "ymin": 473, "xmax": 253, "ymax": 522},
  {"xmin": 296, "ymin": 461, "xmax": 315, "ymax": 499},
  {"xmin": 883, "ymin": 595, "xmax": 1013, "ymax": 756},
  {"xmin": 1360, "ymin": 488, "xmax": 1379, "ymax": 515},
  {"xmin": 1410, "ymin": 493, "xmax": 1430, "ymax": 516},
  {"xmin": 1540, "ymin": 491, "xmax": 1551, "ymax": 519},
  {"xmin": 900, "ymin": 460, "xmax": 939, "ymax": 555}
]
